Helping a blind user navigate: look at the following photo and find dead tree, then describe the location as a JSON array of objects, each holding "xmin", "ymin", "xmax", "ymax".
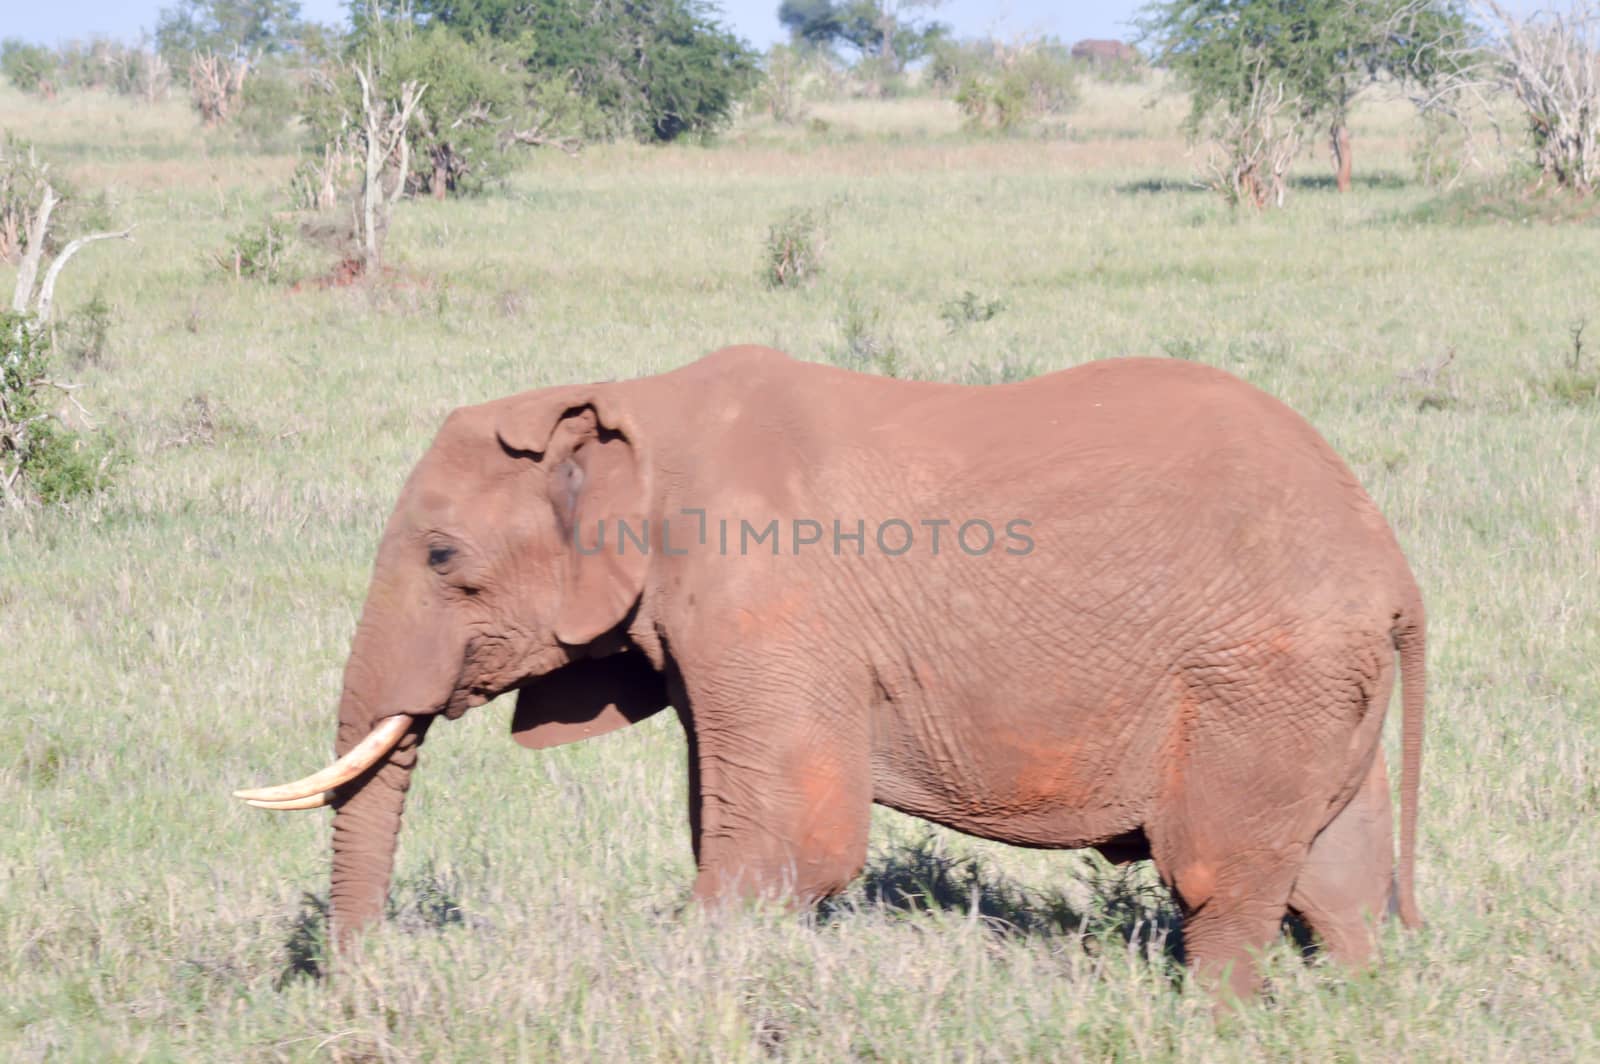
[
  {"xmin": 1410, "ymin": 2, "xmax": 1600, "ymax": 193},
  {"xmin": 352, "ymin": 64, "xmax": 426, "ymax": 271},
  {"xmin": 188, "ymin": 52, "xmax": 250, "ymax": 127},
  {"xmin": 1196, "ymin": 61, "xmax": 1304, "ymax": 209},
  {"xmin": 292, "ymin": 136, "xmax": 352, "ymax": 213},
  {"xmin": 1480, "ymin": 0, "xmax": 1600, "ymax": 192},
  {"xmin": 9, "ymin": 176, "xmax": 132, "ymax": 323},
  {"xmin": 3, "ymin": 173, "xmax": 130, "ymax": 513}
]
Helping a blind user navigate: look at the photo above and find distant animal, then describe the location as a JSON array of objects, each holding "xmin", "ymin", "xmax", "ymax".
[
  {"xmin": 236, "ymin": 347, "xmax": 1426, "ymax": 1002},
  {"xmin": 1071, "ymin": 39, "xmax": 1141, "ymax": 67}
]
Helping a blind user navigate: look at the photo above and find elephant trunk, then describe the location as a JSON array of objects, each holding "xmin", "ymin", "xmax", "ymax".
[
  {"xmin": 328, "ymin": 698, "xmax": 431, "ymax": 948},
  {"xmin": 232, "ymin": 560, "xmax": 461, "ymax": 948}
]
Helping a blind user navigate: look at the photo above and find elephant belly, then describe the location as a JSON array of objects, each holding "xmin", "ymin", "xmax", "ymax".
[{"xmin": 868, "ymin": 696, "xmax": 1156, "ymax": 851}]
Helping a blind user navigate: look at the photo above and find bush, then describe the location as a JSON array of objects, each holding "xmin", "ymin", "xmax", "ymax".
[
  {"xmin": 956, "ymin": 74, "xmax": 1024, "ymax": 132},
  {"xmin": 959, "ymin": 353, "xmax": 1041, "ymax": 385},
  {"xmin": 1411, "ymin": 106, "xmax": 1472, "ymax": 190},
  {"xmin": 753, "ymin": 44, "xmax": 810, "ymax": 123},
  {"xmin": 107, "ymin": 46, "xmax": 173, "ymax": 101},
  {"xmin": 303, "ymin": 26, "xmax": 571, "ymax": 200},
  {"xmin": 1, "ymin": 39, "xmax": 57, "ymax": 96},
  {"xmin": 939, "ymin": 291, "xmax": 1005, "ymax": 332},
  {"xmin": 762, "ymin": 207, "xmax": 826, "ymax": 289},
  {"xmin": 234, "ymin": 64, "xmax": 303, "ymax": 151},
  {"xmin": 1544, "ymin": 320, "xmax": 1600, "ymax": 405},
  {"xmin": 383, "ymin": 0, "xmax": 761, "ymax": 144},
  {"xmin": 380, "ymin": 29, "xmax": 531, "ymax": 196},
  {"xmin": 1, "ymin": 312, "xmax": 119, "ymax": 508},
  {"xmin": 827, "ymin": 294, "xmax": 903, "ymax": 378},
  {"xmin": 57, "ymin": 290, "xmax": 114, "ymax": 366},
  {"xmin": 54, "ymin": 39, "xmax": 120, "ymax": 91},
  {"xmin": 215, "ymin": 215, "xmax": 295, "ymax": 282},
  {"xmin": 954, "ymin": 40, "xmax": 1077, "ymax": 132},
  {"xmin": 927, "ymin": 39, "xmax": 987, "ymax": 95}
]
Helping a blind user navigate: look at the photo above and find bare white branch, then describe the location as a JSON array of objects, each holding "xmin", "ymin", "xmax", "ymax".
[
  {"xmin": 1469, "ymin": 1, "xmax": 1600, "ymax": 191},
  {"xmin": 11, "ymin": 184, "xmax": 58, "ymax": 314},
  {"xmin": 34, "ymin": 227, "xmax": 135, "ymax": 323}
]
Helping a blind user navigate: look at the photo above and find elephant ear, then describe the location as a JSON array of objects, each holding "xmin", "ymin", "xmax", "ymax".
[
  {"xmin": 497, "ymin": 388, "xmax": 651, "ymax": 646},
  {"xmin": 510, "ymin": 652, "xmax": 667, "ymax": 750}
]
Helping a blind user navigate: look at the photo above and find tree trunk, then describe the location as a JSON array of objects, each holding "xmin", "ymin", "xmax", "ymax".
[{"xmin": 1332, "ymin": 122, "xmax": 1353, "ymax": 193}]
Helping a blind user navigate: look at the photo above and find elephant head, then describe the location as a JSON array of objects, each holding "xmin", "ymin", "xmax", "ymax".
[{"xmin": 233, "ymin": 382, "xmax": 669, "ymax": 943}]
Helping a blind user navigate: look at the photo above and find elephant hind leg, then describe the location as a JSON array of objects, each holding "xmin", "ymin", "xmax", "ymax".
[
  {"xmin": 1287, "ymin": 750, "xmax": 1396, "ymax": 967},
  {"xmin": 1165, "ymin": 844, "xmax": 1306, "ymax": 1002}
]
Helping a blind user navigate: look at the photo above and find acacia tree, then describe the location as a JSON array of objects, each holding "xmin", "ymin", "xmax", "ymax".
[
  {"xmin": 364, "ymin": 0, "xmax": 760, "ymax": 143},
  {"xmin": 154, "ymin": 0, "xmax": 307, "ymax": 59},
  {"xmin": 1138, "ymin": 0, "xmax": 1471, "ymax": 201},
  {"xmin": 778, "ymin": 0, "xmax": 948, "ymax": 69}
]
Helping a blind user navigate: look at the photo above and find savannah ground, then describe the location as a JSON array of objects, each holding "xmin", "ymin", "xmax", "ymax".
[{"xmin": 2, "ymin": 77, "xmax": 1598, "ymax": 1060}]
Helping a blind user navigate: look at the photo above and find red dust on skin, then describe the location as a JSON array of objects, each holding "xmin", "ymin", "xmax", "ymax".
[
  {"xmin": 1175, "ymin": 860, "xmax": 1219, "ymax": 909},
  {"xmin": 265, "ymin": 346, "xmax": 1427, "ymax": 1006}
]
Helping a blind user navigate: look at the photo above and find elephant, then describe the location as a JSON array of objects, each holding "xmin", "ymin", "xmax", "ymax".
[
  {"xmin": 236, "ymin": 346, "xmax": 1426, "ymax": 1001},
  {"xmin": 1070, "ymin": 39, "xmax": 1141, "ymax": 67}
]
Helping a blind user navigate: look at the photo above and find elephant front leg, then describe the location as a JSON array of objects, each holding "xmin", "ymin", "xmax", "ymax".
[{"xmin": 682, "ymin": 686, "xmax": 872, "ymax": 908}]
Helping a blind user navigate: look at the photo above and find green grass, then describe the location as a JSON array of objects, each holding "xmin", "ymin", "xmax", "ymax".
[{"xmin": 3, "ymin": 79, "xmax": 1599, "ymax": 1060}]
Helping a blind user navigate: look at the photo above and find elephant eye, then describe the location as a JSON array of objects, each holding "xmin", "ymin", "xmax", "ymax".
[{"xmin": 427, "ymin": 544, "xmax": 456, "ymax": 569}]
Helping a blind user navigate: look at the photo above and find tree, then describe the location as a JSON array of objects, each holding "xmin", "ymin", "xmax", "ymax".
[
  {"xmin": 1138, "ymin": 1, "xmax": 1472, "ymax": 198},
  {"xmin": 1447, "ymin": 1, "xmax": 1600, "ymax": 194},
  {"xmin": 155, "ymin": 0, "xmax": 308, "ymax": 60},
  {"xmin": 364, "ymin": 0, "xmax": 760, "ymax": 143},
  {"xmin": 365, "ymin": 27, "xmax": 532, "ymax": 196},
  {"xmin": 0, "ymin": 40, "xmax": 58, "ymax": 97},
  {"xmin": 777, "ymin": 0, "xmax": 947, "ymax": 70},
  {"xmin": 2, "ymin": 140, "xmax": 128, "ymax": 510}
]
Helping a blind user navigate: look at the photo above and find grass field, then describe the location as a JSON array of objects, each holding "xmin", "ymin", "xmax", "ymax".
[{"xmin": 3, "ymin": 77, "xmax": 1598, "ymax": 1060}]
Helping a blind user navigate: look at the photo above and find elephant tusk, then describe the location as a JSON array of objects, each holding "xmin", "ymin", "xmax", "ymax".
[
  {"xmin": 245, "ymin": 793, "xmax": 331, "ymax": 811},
  {"xmin": 232, "ymin": 715, "xmax": 411, "ymax": 805}
]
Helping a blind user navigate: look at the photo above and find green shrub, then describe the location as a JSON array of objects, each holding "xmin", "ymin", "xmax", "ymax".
[
  {"xmin": 1544, "ymin": 321, "xmax": 1600, "ymax": 405},
  {"xmin": 1, "ymin": 39, "xmax": 57, "ymax": 95},
  {"xmin": 926, "ymin": 39, "xmax": 987, "ymax": 96},
  {"xmin": 234, "ymin": 65, "xmax": 303, "ymax": 151},
  {"xmin": 386, "ymin": 29, "xmax": 532, "ymax": 195},
  {"xmin": 827, "ymin": 294, "xmax": 902, "ymax": 378},
  {"xmin": 1, "ymin": 312, "xmax": 119, "ymax": 508},
  {"xmin": 215, "ymin": 216, "xmax": 295, "ymax": 282},
  {"xmin": 301, "ymin": 27, "xmax": 561, "ymax": 199},
  {"xmin": 1161, "ymin": 337, "xmax": 1207, "ymax": 361},
  {"xmin": 365, "ymin": 0, "xmax": 759, "ymax": 145},
  {"xmin": 1412, "ymin": 107, "xmax": 1471, "ymax": 190},
  {"xmin": 763, "ymin": 207, "xmax": 826, "ymax": 289},
  {"xmin": 753, "ymin": 44, "xmax": 809, "ymax": 124},
  {"xmin": 57, "ymin": 290, "xmax": 114, "ymax": 366},
  {"xmin": 939, "ymin": 290, "xmax": 1006, "ymax": 332},
  {"xmin": 956, "ymin": 43, "xmax": 1077, "ymax": 133},
  {"xmin": 959, "ymin": 353, "xmax": 1042, "ymax": 385}
]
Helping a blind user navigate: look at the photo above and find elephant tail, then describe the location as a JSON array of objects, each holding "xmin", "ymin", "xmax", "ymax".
[{"xmin": 1393, "ymin": 596, "xmax": 1426, "ymax": 930}]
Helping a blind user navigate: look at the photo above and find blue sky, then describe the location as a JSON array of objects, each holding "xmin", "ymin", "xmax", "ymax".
[{"xmin": 5, "ymin": 0, "xmax": 1147, "ymax": 49}]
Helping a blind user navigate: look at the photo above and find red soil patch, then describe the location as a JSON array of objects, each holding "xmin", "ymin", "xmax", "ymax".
[{"xmin": 290, "ymin": 257, "xmax": 432, "ymax": 292}]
